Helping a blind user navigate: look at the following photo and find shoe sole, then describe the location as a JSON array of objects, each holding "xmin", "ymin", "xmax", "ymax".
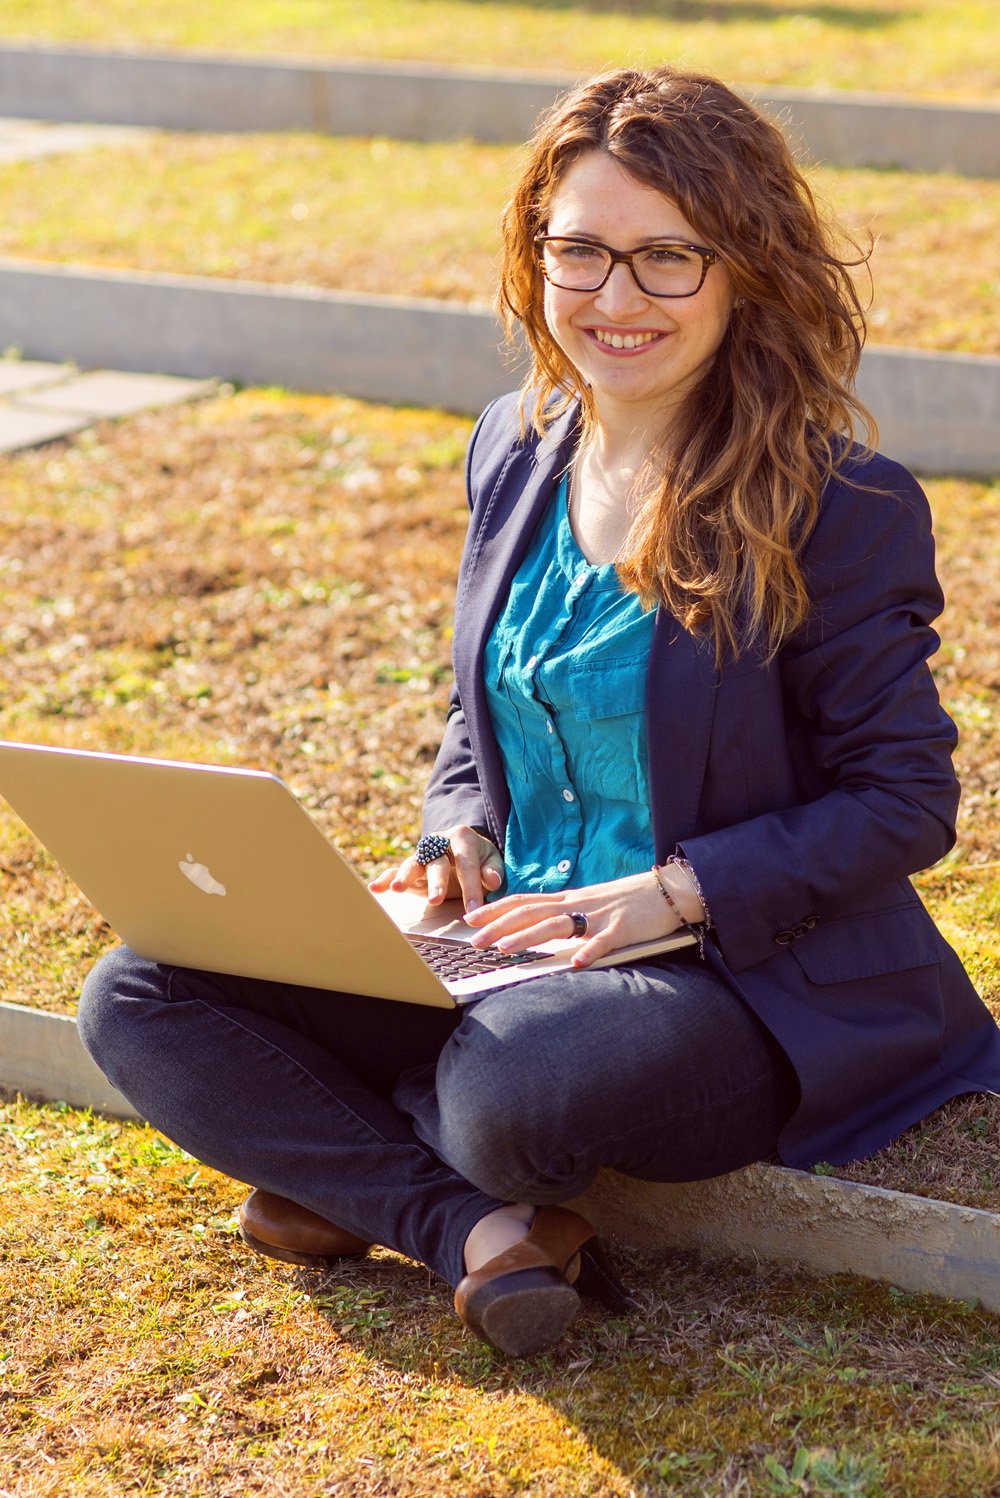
[{"xmin": 463, "ymin": 1268, "xmax": 581, "ymax": 1358}]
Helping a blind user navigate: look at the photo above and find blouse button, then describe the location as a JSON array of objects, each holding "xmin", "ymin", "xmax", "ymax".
[
  {"xmin": 562, "ymin": 788, "xmax": 575, "ymax": 803},
  {"xmin": 526, "ymin": 655, "xmax": 537, "ymax": 670},
  {"xmin": 546, "ymin": 719, "xmax": 554, "ymax": 734},
  {"xmin": 557, "ymin": 859, "xmax": 571, "ymax": 873}
]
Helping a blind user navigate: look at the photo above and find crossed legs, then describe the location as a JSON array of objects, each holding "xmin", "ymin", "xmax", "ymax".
[{"xmin": 79, "ymin": 946, "xmax": 797, "ymax": 1297}]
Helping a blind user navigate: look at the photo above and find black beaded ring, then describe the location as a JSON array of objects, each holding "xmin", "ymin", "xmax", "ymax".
[
  {"xmin": 415, "ymin": 834, "xmax": 453, "ymax": 866},
  {"xmin": 567, "ymin": 911, "xmax": 589, "ymax": 939}
]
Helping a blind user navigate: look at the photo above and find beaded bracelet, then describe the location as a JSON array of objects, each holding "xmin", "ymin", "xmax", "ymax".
[
  {"xmin": 651, "ymin": 864, "xmax": 707, "ymax": 959},
  {"xmin": 665, "ymin": 853, "xmax": 713, "ymax": 929}
]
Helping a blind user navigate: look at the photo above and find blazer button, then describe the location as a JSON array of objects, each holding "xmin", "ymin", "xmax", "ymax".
[{"xmin": 773, "ymin": 929, "xmax": 796, "ymax": 946}]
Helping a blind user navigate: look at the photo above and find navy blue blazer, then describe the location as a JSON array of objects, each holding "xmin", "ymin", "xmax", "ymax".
[{"xmin": 423, "ymin": 393, "xmax": 1000, "ymax": 1167}]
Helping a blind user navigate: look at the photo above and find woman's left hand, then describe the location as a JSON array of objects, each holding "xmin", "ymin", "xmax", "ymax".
[{"xmin": 462, "ymin": 870, "xmax": 684, "ymax": 969}]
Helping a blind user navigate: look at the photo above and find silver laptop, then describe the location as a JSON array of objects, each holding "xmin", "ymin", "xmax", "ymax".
[{"xmin": 0, "ymin": 741, "xmax": 694, "ymax": 1007}]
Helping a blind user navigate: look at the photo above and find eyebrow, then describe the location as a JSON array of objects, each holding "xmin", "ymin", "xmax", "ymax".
[{"xmin": 549, "ymin": 231, "xmax": 698, "ymax": 247}]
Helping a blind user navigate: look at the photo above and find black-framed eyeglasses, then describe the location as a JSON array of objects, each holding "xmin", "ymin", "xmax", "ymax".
[{"xmin": 534, "ymin": 233, "xmax": 719, "ymax": 299}]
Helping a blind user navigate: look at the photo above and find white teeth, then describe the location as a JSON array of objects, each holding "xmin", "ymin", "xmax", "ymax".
[{"xmin": 595, "ymin": 329, "xmax": 658, "ymax": 348}]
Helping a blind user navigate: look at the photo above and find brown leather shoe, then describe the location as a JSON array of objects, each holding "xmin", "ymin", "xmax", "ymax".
[
  {"xmin": 238, "ymin": 1189, "xmax": 371, "ymax": 1268},
  {"xmin": 454, "ymin": 1205, "xmax": 596, "ymax": 1358}
]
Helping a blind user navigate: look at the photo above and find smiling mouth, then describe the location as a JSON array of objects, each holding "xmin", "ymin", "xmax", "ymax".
[{"xmin": 591, "ymin": 329, "xmax": 665, "ymax": 350}]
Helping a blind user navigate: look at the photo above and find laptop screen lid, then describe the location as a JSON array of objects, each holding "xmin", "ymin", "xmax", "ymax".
[
  {"xmin": 0, "ymin": 741, "xmax": 694, "ymax": 1006},
  {"xmin": 0, "ymin": 741, "xmax": 458, "ymax": 1007}
]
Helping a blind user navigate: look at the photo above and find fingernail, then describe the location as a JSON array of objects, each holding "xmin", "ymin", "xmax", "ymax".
[{"xmin": 465, "ymin": 899, "xmax": 481, "ymax": 913}]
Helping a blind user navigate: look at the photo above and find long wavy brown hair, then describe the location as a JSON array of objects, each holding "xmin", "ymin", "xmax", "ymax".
[{"xmin": 498, "ymin": 66, "xmax": 877, "ymax": 662}]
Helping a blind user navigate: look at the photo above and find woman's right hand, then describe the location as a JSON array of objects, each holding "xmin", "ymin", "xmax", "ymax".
[{"xmin": 368, "ymin": 826, "xmax": 505, "ymax": 912}]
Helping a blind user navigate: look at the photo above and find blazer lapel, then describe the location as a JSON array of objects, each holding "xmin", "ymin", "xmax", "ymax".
[
  {"xmin": 453, "ymin": 404, "xmax": 581, "ymax": 841},
  {"xmin": 646, "ymin": 606, "xmax": 719, "ymax": 857}
]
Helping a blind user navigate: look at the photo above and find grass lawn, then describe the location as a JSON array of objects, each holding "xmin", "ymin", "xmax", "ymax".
[
  {"xmin": 5, "ymin": 1092, "xmax": 1000, "ymax": 1497},
  {"xmin": 0, "ymin": 388, "xmax": 998, "ymax": 1492},
  {"xmin": 0, "ymin": 0, "xmax": 997, "ymax": 100},
  {"xmin": 0, "ymin": 133, "xmax": 998, "ymax": 356}
]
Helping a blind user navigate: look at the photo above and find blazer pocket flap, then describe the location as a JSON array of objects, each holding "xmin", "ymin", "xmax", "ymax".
[{"xmin": 791, "ymin": 905, "xmax": 941, "ymax": 985}]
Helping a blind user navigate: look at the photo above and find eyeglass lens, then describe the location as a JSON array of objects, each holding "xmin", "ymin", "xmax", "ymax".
[{"xmin": 541, "ymin": 239, "xmax": 708, "ymax": 297}]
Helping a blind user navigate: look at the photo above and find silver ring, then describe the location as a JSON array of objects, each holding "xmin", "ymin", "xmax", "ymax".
[
  {"xmin": 415, "ymin": 834, "xmax": 453, "ymax": 866},
  {"xmin": 567, "ymin": 911, "xmax": 589, "ymax": 939}
]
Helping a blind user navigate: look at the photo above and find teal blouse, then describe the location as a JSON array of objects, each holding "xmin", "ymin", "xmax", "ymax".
[{"xmin": 483, "ymin": 472, "xmax": 656, "ymax": 894}]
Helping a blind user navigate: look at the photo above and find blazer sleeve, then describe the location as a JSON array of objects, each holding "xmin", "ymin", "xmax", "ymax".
[
  {"xmin": 421, "ymin": 684, "xmax": 491, "ymax": 836},
  {"xmin": 679, "ymin": 452, "xmax": 960, "ymax": 974},
  {"xmin": 419, "ymin": 399, "xmax": 501, "ymax": 839}
]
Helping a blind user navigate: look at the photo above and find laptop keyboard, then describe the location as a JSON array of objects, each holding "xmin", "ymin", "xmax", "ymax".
[{"xmin": 408, "ymin": 934, "xmax": 551, "ymax": 982}]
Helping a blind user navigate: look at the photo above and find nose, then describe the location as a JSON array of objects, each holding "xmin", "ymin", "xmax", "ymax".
[{"xmin": 594, "ymin": 259, "xmax": 649, "ymax": 317}]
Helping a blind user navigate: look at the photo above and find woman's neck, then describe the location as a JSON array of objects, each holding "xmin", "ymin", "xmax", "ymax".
[
  {"xmin": 588, "ymin": 386, "xmax": 679, "ymax": 467},
  {"xmin": 569, "ymin": 431, "xmax": 648, "ymax": 566},
  {"xmin": 585, "ymin": 421, "xmax": 653, "ymax": 477}
]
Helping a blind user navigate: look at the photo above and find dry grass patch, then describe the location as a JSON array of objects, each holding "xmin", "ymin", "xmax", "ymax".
[
  {"xmin": 0, "ymin": 134, "xmax": 518, "ymax": 305},
  {"xmin": 0, "ymin": 0, "xmax": 996, "ymax": 98},
  {"xmin": 4, "ymin": 1092, "xmax": 1000, "ymax": 1496},
  {"xmin": 0, "ymin": 134, "xmax": 997, "ymax": 356}
]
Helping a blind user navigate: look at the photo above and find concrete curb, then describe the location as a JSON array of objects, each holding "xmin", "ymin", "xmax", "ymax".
[
  {"xmin": 4, "ymin": 997, "xmax": 1000, "ymax": 1310},
  {"xmin": 0, "ymin": 259, "xmax": 520, "ymax": 417},
  {"xmin": 0, "ymin": 1000, "xmax": 139, "ymax": 1119},
  {"xmin": 572, "ymin": 1165, "xmax": 1000, "ymax": 1312},
  {"xmin": 751, "ymin": 83, "xmax": 1000, "ymax": 177},
  {"xmin": 0, "ymin": 45, "xmax": 997, "ymax": 176},
  {"xmin": 0, "ymin": 258, "xmax": 997, "ymax": 475}
]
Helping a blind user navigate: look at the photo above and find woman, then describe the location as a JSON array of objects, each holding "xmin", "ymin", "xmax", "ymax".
[{"xmin": 79, "ymin": 66, "xmax": 1000, "ymax": 1360}]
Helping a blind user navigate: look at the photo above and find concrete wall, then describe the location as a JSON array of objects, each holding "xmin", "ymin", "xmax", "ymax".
[
  {"xmin": 0, "ymin": 258, "xmax": 996, "ymax": 476},
  {"xmin": 0, "ymin": 46, "xmax": 997, "ymax": 175}
]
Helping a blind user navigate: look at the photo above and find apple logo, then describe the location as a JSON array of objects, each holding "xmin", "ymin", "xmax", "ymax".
[{"xmin": 179, "ymin": 853, "xmax": 227, "ymax": 897}]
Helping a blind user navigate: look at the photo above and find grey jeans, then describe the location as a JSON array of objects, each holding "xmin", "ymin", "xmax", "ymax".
[{"xmin": 78, "ymin": 945, "xmax": 798, "ymax": 1287}]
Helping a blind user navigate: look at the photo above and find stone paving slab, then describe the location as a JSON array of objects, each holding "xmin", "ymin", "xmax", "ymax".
[
  {"xmin": 0, "ymin": 357, "xmax": 73, "ymax": 395},
  {"xmin": 0, "ymin": 403, "xmax": 89, "ymax": 453},
  {"xmin": 0, "ymin": 358, "xmax": 216, "ymax": 452},
  {"xmin": 0, "ymin": 115, "xmax": 148, "ymax": 163},
  {"xmin": 18, "ymin": 368, "xmax": 218, "ymax": 419}
]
